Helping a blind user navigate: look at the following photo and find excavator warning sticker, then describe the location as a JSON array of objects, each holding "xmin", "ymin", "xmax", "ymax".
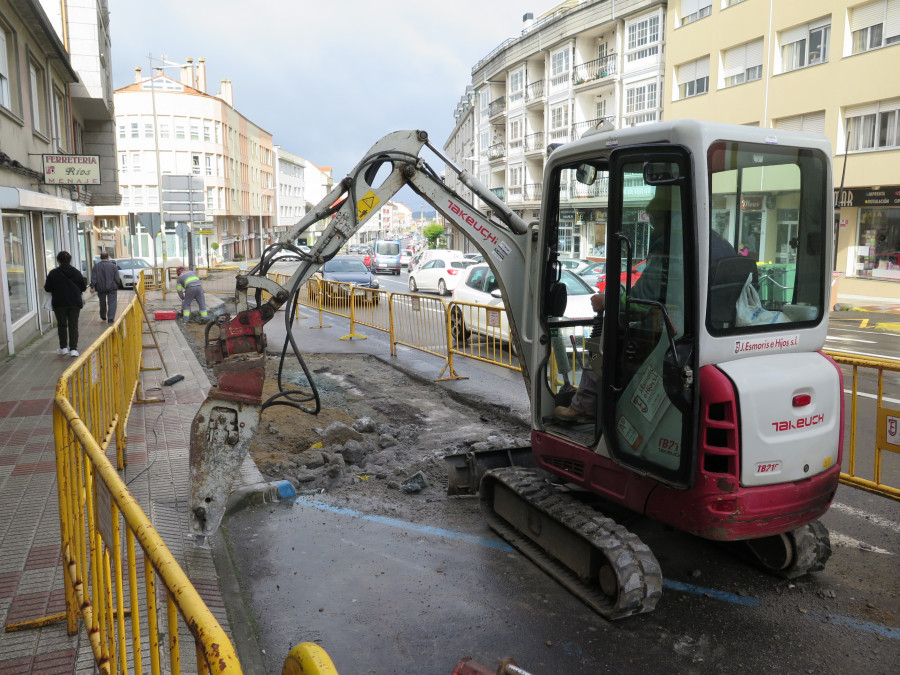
[
  {"xmin": 631, "ymin": 363, "xmax": 666, "ymax": 423},
  {"xmin": 357, "ymin": 190, "xmax": 380, "ymax": 220},
  {"xmin": 616, "ymin": 415, "xmax": 643, "ymax": 452}
]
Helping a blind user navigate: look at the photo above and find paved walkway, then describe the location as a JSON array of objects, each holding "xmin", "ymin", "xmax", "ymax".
[{"xmin": 0, "ymin": 289, "xmax": 244, "ymax": 673}]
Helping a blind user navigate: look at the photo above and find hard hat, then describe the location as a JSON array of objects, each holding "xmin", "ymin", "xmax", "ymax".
[{"xmin": 176, "ymin": 266, "xmax": 186, "ymax": 274}]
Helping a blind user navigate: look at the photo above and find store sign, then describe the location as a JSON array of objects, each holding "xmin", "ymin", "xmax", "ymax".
[
  {"xmin": 835, "ymin": 186, "xmax": 900, "ymax": 208},
  {"xmin": 42, "ymin": 155, "xmax": 101, "ymax": 185},
  {"xmin": 740, "ymin": 196, "xmax": 763, "ymax": 211}
]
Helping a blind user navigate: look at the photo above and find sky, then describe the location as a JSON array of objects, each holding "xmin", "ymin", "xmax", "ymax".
[{"xmin": 107, "ymin": 0, "xmax": 544, "ymax": 210}]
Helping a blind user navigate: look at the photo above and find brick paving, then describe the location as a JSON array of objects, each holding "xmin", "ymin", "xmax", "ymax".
[{"xmin": 0, "ymin": 290, "xmax": 251, "ymax": 673}]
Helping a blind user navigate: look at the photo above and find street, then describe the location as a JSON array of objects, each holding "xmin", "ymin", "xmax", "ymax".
[{"xmin": 215, "ymin": 267, "xmax": 900, "ymax": 674}]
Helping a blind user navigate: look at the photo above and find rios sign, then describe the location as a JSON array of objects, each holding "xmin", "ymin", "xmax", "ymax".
[{"xmin": 42, "ymin": 155, "xmax": 101, "ymax": 185}]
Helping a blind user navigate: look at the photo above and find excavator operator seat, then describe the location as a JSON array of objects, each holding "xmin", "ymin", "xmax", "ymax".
[{"xmin": 709, "ymin": 255, "xmax": 759, "ymax": 329}]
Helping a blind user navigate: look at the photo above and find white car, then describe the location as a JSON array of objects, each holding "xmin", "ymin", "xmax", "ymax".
[
  {"xmin": 407, "ymin": 258, "xmax": 474, "ymax": 296},
  {"xmin": 451, "ymin": 264, "xmax": 596, "ymax": 344},
  {"xmin": 114, "ymin": 257, "xmax": 154, "ymax": 289},
  {"xmin": 558, "ymin": 257, "xmax": 594, "ymax": 274},
  {"xmin": 400, "ymin": 248, "xmax": 413, "ymax": 267}
]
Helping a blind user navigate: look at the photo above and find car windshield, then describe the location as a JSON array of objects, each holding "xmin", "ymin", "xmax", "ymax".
[
  {"xmin": 560, "ymin": 269, "xmax": 594, "ymax": 295},
  {"xmin": 117, "ymin": 259, "xmax": 150, "ymax": 269},
  {"xmin": 323, "ymin": 259, "xmax": 368, "ymax": 273},
  {"xmin": 581, "ymin": 262, "xmax": 605, "ymax": 275}
]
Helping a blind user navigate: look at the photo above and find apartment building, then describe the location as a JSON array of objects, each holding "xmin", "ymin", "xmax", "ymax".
[
  {"xmin": 445, "ymin": 0, "xmax": 666, "ymax": 259},
  {"xmin": 664, "ymin": 0, "xmax": 900, "ymax": 305},
  {"xmin": 0, "ymin": 0, "xmax": 116, "ymax": 357},
  {"xmin": 95, "ymin": 59, "xmax": 274, "ymax": 265},
  {"xmin": 271, "ymin": 147, "xmax": 333, "ymax": 247}
]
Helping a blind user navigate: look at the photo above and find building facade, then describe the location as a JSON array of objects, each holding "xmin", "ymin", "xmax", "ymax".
[
  {"xmin": 0, "ymin": 0, "xmax": 116, "ymax": 357},
  {"xmin": 95, "ymin": 59, "xmax": 274, "ymax": 266},
  {"xmin": 664, "ymin": 0, "xmax": 900, "ymax": 305},
  {"xmin": 446, "ymin": 0, "xmax": 666, "ymax": 259}
]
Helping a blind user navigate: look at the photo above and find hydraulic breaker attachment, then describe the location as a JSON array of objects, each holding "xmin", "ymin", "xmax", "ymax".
[{"xmin": 189, "ymin": 353, "xmax": 266, "ymax": 540}]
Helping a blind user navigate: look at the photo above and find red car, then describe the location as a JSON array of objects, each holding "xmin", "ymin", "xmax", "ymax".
[{"xmin": 595, "ymin": 259, "xmax": 648, "ymax": 292}]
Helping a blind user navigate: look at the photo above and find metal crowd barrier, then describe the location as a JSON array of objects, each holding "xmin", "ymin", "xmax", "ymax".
[
  {"xmin": 824, "ymin": 351, "xmax": 900, "ymax": 500},
  {"xmin": 37, "ymin": 276, "xmax": 243, "ymax": 673},
  {"xmin": 389, "ymin": 292, "xmax": 465, "ymax": 380},
  {"xmin": 447, "ymin": 300, "xmax": 520, "ymax": 372}
]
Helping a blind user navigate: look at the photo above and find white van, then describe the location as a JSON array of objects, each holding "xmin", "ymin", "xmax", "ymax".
[{"xmin": 409, "ymin": 249, "xmax": 463, "ymax": 273}]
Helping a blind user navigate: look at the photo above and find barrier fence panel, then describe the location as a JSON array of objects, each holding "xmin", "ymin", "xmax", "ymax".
[
  {"xmin": 197, "ymin": 266, "xmax": 242, "ymax": 296},
  {"xmin": 448, "ymin": 301, "xmax": 520, "ymax": 372},
  {"xmin": 825, "ymin": 351, "xmax": 900, "ymax": 500},
  {"xmin": 390, "ymin": 293, "xmax": 464, "ymax": 380},
  {"xmin": 41, "ymin": 278, "xmax": 243, "ymax": 673}
]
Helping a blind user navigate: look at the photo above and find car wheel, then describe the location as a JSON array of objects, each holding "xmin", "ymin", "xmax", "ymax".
[
  {"xmin": 408, "ymin": 276, "xmax": 418, "ymax": 293},
  {"xmin": 450, "ymin": 308, "xmax": 470, "ymax": 345},
  {"xmin": 394, "ymin": 269, "xmax": 400, "ymax": 276},
  {"xmin": 438, "ymin": 279, "xmax": 448, "ymax": 296}
]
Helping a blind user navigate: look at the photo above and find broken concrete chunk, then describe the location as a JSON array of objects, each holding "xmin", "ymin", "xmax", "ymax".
[
  {"xmin": 337, "ymin": 440, "xmax": 367, "ymax": 466},
  {"xmin": 401, "ymin": 471, "xmax": 429, "ymax": 493},
  {"xmin": 318, "ymin": 421, "xmax": 364, "ymax": 445},
  {"xmin": 352, "ymin": 417, "xmax": 377, "ymax": 433}
]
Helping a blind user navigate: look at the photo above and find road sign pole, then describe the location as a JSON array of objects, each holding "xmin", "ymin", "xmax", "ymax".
[{"xmin": 187, "ymin": 177, "xmax": 196, "ymax": 269}]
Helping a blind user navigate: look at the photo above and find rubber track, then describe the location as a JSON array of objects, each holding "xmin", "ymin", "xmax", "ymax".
[
  {"xmin": 480, "ymin": 467, "xmax": 663, "ymax": 620},
  {"xmin": 780, "ymin": 520, "xmax": 833, "ymax": 579}
]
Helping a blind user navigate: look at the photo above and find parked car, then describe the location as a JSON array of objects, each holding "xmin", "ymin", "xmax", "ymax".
[
  {"xmin": 99, "ymin": 257, "xmax": 154, "ymax": 289},
  {"xmin": 400, "ymin": 248, "xmax": 414, "ymax": 267},
  {"xmin": 407, "ymin": 258, "xmax": 475, "ymax": 296},
  {"xmin": 451, "ymin": 265, "xmax": 596, "ymax": 345},
  {"xmin": 409, "ymin": 248, "xmax": 463, "ymax": 272},
  {"xmin": 463, "ymin": 252, "xmax": 484, "ymax": 263},
  {"xmin": 557, "ymin": 257, "xmax": 594, "ymax": 274},
  {"xmin": 594, "ymin": 259, "xmax": 648, "ymax": 292},
  {"xmin": 308, "ymin": 256, "xmax": 380, "ymax": 304},
  {"xmin": 578, "ymin": 260, "xmax": 606, "ymax": 287}
]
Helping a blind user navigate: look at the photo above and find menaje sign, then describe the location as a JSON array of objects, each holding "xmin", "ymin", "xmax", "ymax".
[{"xmin": 42, "ymin": 155, "xmax": 101, "ymax": 185}]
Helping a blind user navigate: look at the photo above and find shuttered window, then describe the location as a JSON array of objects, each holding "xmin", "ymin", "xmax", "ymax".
[
  {"xmin": 846, "ymin": 99, "xmax": 900, "ymax": 150},
  {"xmin": 677, "ymin": 56, "xmax": 710, "ymax": 99},
  {"xmin": 773, "ymin": 111, "xmax": 826, "ymax": 134},
  {"xmin": 780, "ymin": 18, "xmax": 831, "ymax": 71},
  {"xmin": 680, "ymin": 0, "xmax": 711, "ymax": 26},
  {"xmin": 851, "ymin": 0, "xmax": 900, "ymax": 53},
  {"xmin": 722, "ymin": 39, "xmax": 764, "ymax": 87}
]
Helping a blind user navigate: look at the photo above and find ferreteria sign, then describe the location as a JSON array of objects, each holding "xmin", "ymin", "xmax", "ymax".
[{"xmin": 42, "ymin": 155, "xmax": 101, "ymax": 185}]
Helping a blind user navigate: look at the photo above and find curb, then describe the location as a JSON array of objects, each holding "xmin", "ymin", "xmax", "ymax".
[{"xmin": 224, "ymin": 479, "xmax": 296, "ymax": 517}]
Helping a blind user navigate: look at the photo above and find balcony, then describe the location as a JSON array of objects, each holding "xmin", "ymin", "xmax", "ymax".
[
  {"xmin": 572, "ymin": 55, "xmax": 617, "ymax": 86},
  {"xmin": 524, "ymin": 183, "xmax": 542, "ymax": 201},
  {"xmin": 560, "ymin": 175, "xmax": 609, "ymax": 200},
  {"xmin": 525, "ymin": 79, "xmax": 545, "ymax": 104},
  {"xmin": 489, "ymin": 96, "xmax": 507, "ymax": 119},
  {"xmin": 572, "ymin": 116, "xmax": 615, "ymax": 140},
  {"xmin": 523, "ymin": 132, "xmax": 544, "ymax": 154},
  {"xmin": 487, "ymin": 142, "xmax": 506, "ymax": 161},
  {"xmin": 490, "ymin": 187, "xmax": 506, "ymax": 202},
  {"xmin": 549, "ymin": 128, "xmax": 570, "ymax": 143}
]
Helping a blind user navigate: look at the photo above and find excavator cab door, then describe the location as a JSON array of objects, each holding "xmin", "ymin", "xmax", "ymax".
[{"xmin": 601, "ymin": 147, "xmax": 699, "ymax": 489}]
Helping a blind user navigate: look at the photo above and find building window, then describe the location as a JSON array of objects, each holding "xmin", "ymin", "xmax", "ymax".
[
  {"xmin": 550, "ymin": 103, "xmax": 569, "ymax": 129},
  {"xmin": 175, "ymin": 119, "xmax": 186, "ymax": 140},
  {"xmin": 130, "ymin": 120, "xmax": 139, "ymax": 138},
  {"xmin": 160, "ymin": 122, "xmax": 169, "ymax": 139},
  {"xmin": 29, "ymin": 61, "xmax": 47, "ymax": 134},
  {"xmin": 4, "ymin": 214, "xmax": 36, "ymax": 323},
  {"xmin": 52, "ymin": 88, "xmax": 67, "ymax": 149},
  {"xmin": 773, "ymin": 110, "xmax": 826, "ymax": 134},
  {"xmin": 192, "ymin": 154, "xmax": 201, "ymax": 175},
  {"xmin": 626, "ymin": 15, "xmax": 660, "ymax": 61},
  {"xmin": 850, "ymin": 0, "xmax": 900, "ymax": 54},
  {"xmin": 676, "ymin": 56, "xmax": 710, "ymax": 99},
  {"xmin": 205, "ymin": 155, "xmax": 212, "ymax": 176},
  {"xmin": 680, "ymin": 1, "xmax": 711, "ymax": 26},
  {"xmin": 204, "ymin": 121, "xmax": 212, "ymax": 142},
  {"xmin": 190, "ymin": 121, "xmax": 200, "ymax": 141},
  {"xmin": 118, "ymin": 123, "xmax": 126, "ymax": 139},
  {"xmin": 780, "ymin": 20, "xmax": 831, "ymax": 71},
  {"xmin": 550, "ymin": 47, "xmax": 570, "ymax": 86},
  {"xmin": 0, "ymin": 23, "xmax": 16, "ymax": 111},
  {"xmin": 131, "ymin": 152, "xmax": 141, "ymax": 172},
  {"xmin": 722, "ymin": 39, "xmax": 764, "ymax": 87},
  {"xmin": 846, "ymin": 100, "xmax": 900, "ymax": 151},
  {"xmin": 119, "ymin": 152, "xmax": 127, "ymax": 173},
  {"xmin": 144, "ymin": 121, "xmax": 154, "ymax": 138},
  {"xmin": 509, "ymin": 68, "xmax": 524, "ymax": 104},
  {"xmin": 723, "ymin": 0, "xmax": 747, "ymax": 7},
  {"xmin": 625, "ymin": 81, "xmax": 658, "ymax": 125}
]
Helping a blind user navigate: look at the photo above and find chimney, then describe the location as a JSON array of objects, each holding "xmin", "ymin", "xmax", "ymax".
[
  {"xmin": 218, "ymin": 79, "xmax": 234, "ymax": 107},
  {"xmin": 134, "ymin": 66, "xmax": 142, "ymax": 84},
  {"xmin": 522, "ymin": 12, "xmax": 534, "ymax": 31},
  {"xmin": 196, "ymin": 58, "xmax": 207, "ymax": 93},
  {"xmin": 181, "ymin": 57, "xmax": 194, "ymax": 88}
]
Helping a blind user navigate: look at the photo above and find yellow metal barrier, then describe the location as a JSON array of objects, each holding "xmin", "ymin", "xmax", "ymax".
[
  {"xmin": 42, "ymin": 276, "xmax": 243, "ymax": 673},
  {"xmin": 447, "ymin": 300, "xmax": 520, "ymax": 372},
  {"xmin": 825, "ymin": 351, "xmax": 900, "ymax": 500},
  {"xmin": 390, "ymin": 292, "xmax": 464, "ymax": 380}
]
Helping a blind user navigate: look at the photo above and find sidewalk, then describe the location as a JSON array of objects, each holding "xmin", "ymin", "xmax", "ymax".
[{"xmin": 0, "ymin": 289, "xmax": 249, "ymax": 673}]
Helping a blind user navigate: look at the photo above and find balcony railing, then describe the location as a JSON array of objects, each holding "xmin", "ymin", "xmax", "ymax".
[
  {"xmin": 560, "ymin": 175, "xmax": 609, "ymax": 200},
  {"xmin": 490, "ymin": 187, "xmax": 506, "ymax": 202},
  {"xmin": 524, "ymin": 183, "xmax": 542, "ymax": 201},
  {"xmin": 487, "ymin": 142, "xmax": 506, "ymax": 160},
  {"xmin": 508, "ymin": 186, "xmax": 524, "ymax": 203},
  {"xmin": 523, "ymin": 132, "xmax": 544, "ymax": 153},
  {"xmin": 525, "ymin": 79, "xmax": 545, "ymax": 102},
  {"xmin": 572, "ymin": 116, "xmax": 615, "ymax": 140},
  {"xmin": 572, "ymin": 54, "xmax": 617, "ymax": 85},
  {"xmin": 489, "ymin": 96, "xmax": 507, "ymax": 118}
]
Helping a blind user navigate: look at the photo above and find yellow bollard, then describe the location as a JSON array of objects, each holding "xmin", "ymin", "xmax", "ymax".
[{"xmin": 282, "ymin": 642, "xmax": 339, "ymax": 675}]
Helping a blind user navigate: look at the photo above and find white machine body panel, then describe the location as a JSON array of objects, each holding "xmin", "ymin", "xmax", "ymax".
[{"xmin": 718, "ymin": 352, "xmax": 840, "ymax": 487}]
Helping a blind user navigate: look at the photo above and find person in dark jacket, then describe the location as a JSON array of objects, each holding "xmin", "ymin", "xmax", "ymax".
[
  {"xmin": 90, "ymin": 252, "xmax": 122, "ymax": 323},
  {"xmin": 44, "ymin": 250, "xmax": 87, "ymax": 357}
]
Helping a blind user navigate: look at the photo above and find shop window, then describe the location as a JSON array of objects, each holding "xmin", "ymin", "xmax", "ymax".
[
  {"xmin": 856, "ymin": 210, "xmax": 900, "ymax": 280},
  {"xmin": 3, "ymin": 214, "xmax": 36, "ymax": 323}
]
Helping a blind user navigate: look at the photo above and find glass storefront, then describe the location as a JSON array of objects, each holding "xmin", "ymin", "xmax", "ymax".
[
  {"xmin": 3, "ymin": 214, "xmax": 36, "ymax": 325},
  {"xmin": 854, "ymin": 207, "xmax": 900, "ymax": 281}
]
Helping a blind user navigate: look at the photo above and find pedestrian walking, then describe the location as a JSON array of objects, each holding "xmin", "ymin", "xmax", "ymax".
[
  {"xmin": 44, "ymin": 250, "xmax": 87, "ymax": 357},
  {"xmin": 90, "ymin": 252, "xmax": 122, "ymax": 323},
  {"xmin": 176, "ymin": 266, "xmax": 208, "ymax": 321}
]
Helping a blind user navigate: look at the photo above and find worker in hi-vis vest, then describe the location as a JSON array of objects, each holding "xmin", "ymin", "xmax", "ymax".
[{"xmin": 175, "ymin": 266, "xmax": 208, "ymax": 321}]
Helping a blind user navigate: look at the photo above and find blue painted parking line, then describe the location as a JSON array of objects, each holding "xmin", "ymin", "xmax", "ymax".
[
  {"xmin": 663, "ymin": 579, "xmax": 759, "ymax": 606},
  {"xmin": 294, "ymin": 497, "xmax": 514, "ymax": 551},
  {"xmin": 810, "ymin": 612, "xmax": 900, "ymax": 639}
]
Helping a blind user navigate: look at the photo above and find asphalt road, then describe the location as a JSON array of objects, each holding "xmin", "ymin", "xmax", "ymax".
[{"xmin": 220, "ymin": 265, "xmax": 900, "ymax": 674}]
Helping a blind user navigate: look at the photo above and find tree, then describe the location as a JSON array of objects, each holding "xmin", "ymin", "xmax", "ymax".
[{"xmin": 423, "ymin": 222, "xmax": 444, "ymax": 249}]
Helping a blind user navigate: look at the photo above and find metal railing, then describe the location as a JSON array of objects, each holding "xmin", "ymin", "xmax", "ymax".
[
  {"xmin": 390, "ymin": 293, "xmax": 464, "ymax": 381},
  {"xmin": 448, "ymin": 301, "xmax": 520, "ymax": 372},
  {"xmin": 824, "ymin": 351, "xmax": 900, "ymax": 500},
  {"xmin": 43, "ymin": 276, "xmax": 243, "ymax": 673},
  {"xmin": 524, "ymin": 183, "xmax": 543, "ymax": 201},
  {"xmin": 573, "ymin": 54, "xmax": 617, "ymax": 84},
  {"xmin": 525, "ymin": 79, "xmax": 545, "ymax": 102},
  {"xmin": 487, "ymin": 143, "xmax": 506, "ymax": 161},
  {"xmin": 572, "ymin": 116, "xmax": 615, "ymax": 140},
  {"xmin": 490, "ymin": 186, "xmax": 506, "ymax": 201},
  {"xmin": 489, "ymin": 96, "xmax": 507, "ymax": 118},
  {"xmin": 523, "ymin": 132, "xmax": 544, "ymax": 153}
]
